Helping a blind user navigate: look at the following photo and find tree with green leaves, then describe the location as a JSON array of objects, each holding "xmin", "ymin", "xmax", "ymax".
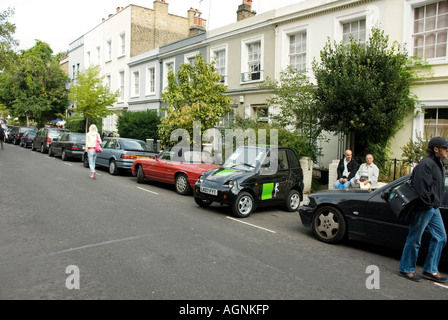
[
  {"xmin": 0, "ymin": 40, "xmax": 68, "ymax": 126},
  {"xmin": 0, "ymin": 7, "xmax": 18, "ymax": 71},
  {"xmin": 68, "ymin": 65, "xmax": 120, "ymax": 132},
  {"xmin": 312, "ymin": 27, "xmax": 431, "ymax": 163},
  {"xmin": 263, "ymin": 65, "xmax": 322, "ymax": 159},
  {"xmin": 159, "ymin": 54, "xmax": 232, "ymax": 146}
]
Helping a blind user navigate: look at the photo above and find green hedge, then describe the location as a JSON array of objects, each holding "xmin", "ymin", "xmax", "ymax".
[
  {"xmin": 66, "ymin": 116, "xmax": 102, "ymax": 133},
  {"xmin": 117, "ymin": 110, "xmax": 161, "ymax": 141}
]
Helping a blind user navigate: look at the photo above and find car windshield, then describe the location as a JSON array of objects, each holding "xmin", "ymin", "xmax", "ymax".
[
  {"xmin": 122, "ymin": 140, "xmax": 153, "ymax": 151},
  {"xmin": 70, "ymin": 134, "xmax": 85, "ymax": 142},
  {"xmin": 222, "ymin": 146, "xmax": 267, "ymax": 171},
  {"xmin": 49, "ymin": 130, "xmax": 64, "ymax": 138}
]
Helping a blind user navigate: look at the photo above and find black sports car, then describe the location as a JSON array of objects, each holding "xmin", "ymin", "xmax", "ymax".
[
  {"xmin": 193, "ymin": 146, "xmax": 304, "ymax": 218},
  {"xmin": 299, "ymin": 173, "xmax": 448, "ymax": 261}
]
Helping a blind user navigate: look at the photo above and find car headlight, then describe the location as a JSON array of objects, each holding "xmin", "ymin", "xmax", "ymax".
[
  {"xmin": 198, "ymin": 175, "xmax": 204, "ymax": 183},
  {"xmin": 228, "ymin": 180, "xmax": 234, "ymax": 188},
  {"xmin": 302, "ymin": 197, "xmax": 310, "ymax": 206}
]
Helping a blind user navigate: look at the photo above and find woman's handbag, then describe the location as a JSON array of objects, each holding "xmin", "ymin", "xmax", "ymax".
[
  {"xmin": 389, "ymin": 180, "xmax": 420, "ymax": 224},
  {"xmin": 95, "ymin": 135, "xmax": 103, "ymax": 153}
]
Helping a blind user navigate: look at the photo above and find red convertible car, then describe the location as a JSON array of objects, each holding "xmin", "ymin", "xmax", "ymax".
[{"xmin": 131, "ymin": 147, "xmax": 219, "ymax": 195}]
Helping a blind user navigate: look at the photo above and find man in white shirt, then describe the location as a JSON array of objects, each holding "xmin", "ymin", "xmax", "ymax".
[{"xmin": 350, "ymin": 154, "xmax": 379, "ymax": 188}]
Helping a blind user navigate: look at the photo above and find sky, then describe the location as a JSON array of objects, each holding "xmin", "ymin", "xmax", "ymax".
[{"xmin": 2, "ymin": 0, "xmax": 303, "ymax": 53}]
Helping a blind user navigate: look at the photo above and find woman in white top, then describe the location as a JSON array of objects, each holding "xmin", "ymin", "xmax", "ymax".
[{"xmin": 86, "ymin": 124, "xmax": 101, "ymax": 179}]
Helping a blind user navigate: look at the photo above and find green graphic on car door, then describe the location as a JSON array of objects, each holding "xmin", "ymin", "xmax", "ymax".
[{"xmin": 262, "ymin": 183, "xmax": 279, "ymax": 200}]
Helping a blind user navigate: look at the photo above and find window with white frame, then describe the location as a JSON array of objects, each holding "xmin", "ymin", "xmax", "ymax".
[
  {"xmin": 119, "ymin": 70, "xmax": 125, "ymax": 101},
  {"xmin": 119, "ymin": 32, "xmax": 126, "ymax": 56},
  {"xmin": 163, "ymin": 59, "xmax": 175, "ymax": 90},
  {"xmin": 147, "ymin": 66, "xmax": 156, "ymax": 95},
  {"xmin": 132, "ymin": 71, "xmax": 140, "ymax": 96},
  {"xmin": 424, "ymin": 107, "xmax": 448, "ymax": 138},
  {"xmin": 184, "ymin": 52, "xmax": 198, "ymax": 66},
  {"xmin": 96, "ymin": 46, "xmax": 101, "ymax": 65},
  {"xmin": 87, "ymin": 51, "xmax": 91, "ymax": 66},
  {"xmin": 289, "ymin": 31, "xmax": 307, "ymax": 71},
  {"xmin": 211, "ymin": 45, "xmax": 227, "ymax": 83},
  {"xmin": 106, "ymin": 40, "xmax": 112, "ymax": 61},
  {"xmin": 106, "ymin": 74, "xmax": 111, "ymax": 89},
  {"xmin": 241, "ymin": 36, "xmax": 263, "ymax": 82},
  {"xmin": 413, "ymin": 1, "xmax": 448, "ymax": 60},
  {"xmin": 342, "ymin": 19, "xmax": 367, "ymax": 44}
]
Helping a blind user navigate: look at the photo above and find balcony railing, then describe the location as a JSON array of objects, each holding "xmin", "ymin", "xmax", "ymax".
[{"xmin": 241, "ymin": 70, "xmax": 263, "ymax": 82}]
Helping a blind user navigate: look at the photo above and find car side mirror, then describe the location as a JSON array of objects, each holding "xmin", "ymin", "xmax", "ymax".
[{"xmin": 381, "ymin": 189, "xmax": 390, "ymax": 200}]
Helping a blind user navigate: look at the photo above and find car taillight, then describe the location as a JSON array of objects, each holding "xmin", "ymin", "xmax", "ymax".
[
  {"xmin": 71, "ymin": 146, "xmax": 79, "ymax": 150},
  {"xmin": 121, "ymin": 154, "xmax": 136, "ymax": 159},
  {"xmin": 46, "ymin": 137, "xmax": 51, "ymax": 144}
]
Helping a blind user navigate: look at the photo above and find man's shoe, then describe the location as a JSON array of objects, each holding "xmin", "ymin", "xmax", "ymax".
[
  {"xmin": 422, "ymin": 271, "xmax": 448, "ymax": 283},
  {"xmin": 398, "ymin": 271, "xmax": 421, "ymax": 282}
]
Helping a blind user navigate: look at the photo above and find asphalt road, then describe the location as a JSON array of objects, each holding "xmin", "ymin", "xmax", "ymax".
[{"xmin": 1, "ymin": 142, "xmax": 448, "ymax": 303}]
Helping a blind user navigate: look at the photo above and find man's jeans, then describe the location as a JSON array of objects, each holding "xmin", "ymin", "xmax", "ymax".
[
  {"xmin": 87, "ymin": 149, "xmax": 97, "ymax": 177},
  {"xmin": 399, "ymin": 207, "xmax": 447, "ymax": 274},
  {"xmin": 334, "ymin": 180, "xmax": 350, "ymax": 189}
]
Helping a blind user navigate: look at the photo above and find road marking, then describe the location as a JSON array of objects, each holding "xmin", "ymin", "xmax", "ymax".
[
  {"xmin": 64, "ymin": 163, "xmax": 72, "ymax": 166},
  {"xmin": 137, "ymin": 186, "xmax": 159, "ymax": 195},
  {"xmin": 434, "ymin": 282, "xmax": 448, "ymax": 289},
  {"xmin": 226, "ymin": 216, "xmax": 276, "ymax": 234},
  {"xmin": 0, "ymin": 234, "xmax": 153, "ymax": 266}
]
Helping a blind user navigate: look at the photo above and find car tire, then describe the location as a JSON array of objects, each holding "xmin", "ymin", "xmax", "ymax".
[
  {"xmin": 31, "ymin": 142, "xmax": 36, "ymax": 151},
  {"xmin": 194, "ymin": 197, "xmax": 213, "ymax": 208},
  {"xmin": 285, "ymin": 189, "xmax": 301, "ymax": 212},
  {"xmin": 136, "ymin": 165, "xmax": 145, "ymax": 183},
  {"xmin": 175, "ymin": 173, "xmax": 191, "ymax": 195},
  {"xmin": 312, "ymin": 206, "xmax": 347, "ymax": 244},
  {"xmin": 109, "ymin": 159, "xmax": 119, "ymax": 175},
  {"xmin": 61, "ymin": 150, "xmax": 68, "ymax": 161},
  {"xmin": 83, "ymin": 154, "xmax": 89, "ymax": 168},
  {"xmin": 41, "ymin": 144, "xmax": 46, "ymax": 153},
  {"xmin": 232, "ymin": 191, "xmax": 255, "ymax": 218},
  {"xmin": 48, "ymin": 146, "xmax": 54, "ymax": 157}
]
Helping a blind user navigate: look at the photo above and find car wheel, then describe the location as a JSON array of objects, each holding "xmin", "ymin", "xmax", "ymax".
[
  {"xmin": 109, "ymin": 159, "xmax": 118, "ymax": 175},
  {"xmin": 285, "ymin": 189, "xmax": 301, "ymax": 212},
  {"xmin": 83, "ymin": 154, "xmax": 89, "ymax": 168},
  {"xmin": 312, "ymin": 206, "xmax": 347, "ymax": 244},
  {"xmin": 61, "ymin": 150, "xmax": 68, "ymax": 161},
  {"xmin": 136, "ymin": 165, "xmax": 145, "ymax": 183},
  {"xmin": 194, "ymin": 197, "xmax": 213, "ymax": 208},
  {"xmin": 48, "ymin": 146, "xmax": 54, "ymax": 157},
  {"xmin": 40, "ymin": 144, "xmax": 45, "ymax": 153},
  {"xmin": 175, "ymin": 174, "xmax": 191, "ymax": 195},
  {"xmin": 232, "ymin": 191, "xmax": 255, "ymax": 218},
  {"xmin": 31, "ymin": 142, "xmax": 36, "ymax": 151}
]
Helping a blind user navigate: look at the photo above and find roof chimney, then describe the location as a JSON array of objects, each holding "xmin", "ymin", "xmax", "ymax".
[
  {"xmin": 237, "ymin": 0, "xmax": 256, "ymax": 22},
  {"xmin": 188, "ymin": 8, "xmax": 206, "ymax": 36}
]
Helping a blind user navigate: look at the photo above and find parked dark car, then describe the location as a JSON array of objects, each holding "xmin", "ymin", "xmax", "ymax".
[
  {"xmin": 32, "ymin": 127, "xmax": 68, "ymax": 153},
  {"xmin": 49, "ymin": 132, "xmax": 86, "ymax": 161},
  {"xmin": 298, "ymin": 173, "xmax": 448, "ymax": 263},
  {"xmin": 83, "ymin": 137, "xmax": 159, "ymax": 175},
  {"xmin": 193, "ymin": 146, "xmax": 304, "ymax": 218},
  {"xmin": 11, "ymin": 126, "xmax": 37, "ymax": 145},
  {"xmin": 19, "ymin": 130, "xmax": 37, "ymax": 148}
]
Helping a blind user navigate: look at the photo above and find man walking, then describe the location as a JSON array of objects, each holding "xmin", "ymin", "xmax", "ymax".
[
  {"xmin": 398, "ymin": 136, "xmax": 448, "ymax": 282},
  {"xmin": 0, "ymin": 125, "xmax": 5, "ymax": 150}
]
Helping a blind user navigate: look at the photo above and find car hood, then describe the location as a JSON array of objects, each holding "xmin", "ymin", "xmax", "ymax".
[{"xmin": 205, "ymin": 167, "xmax": 254, "ymax": 184}]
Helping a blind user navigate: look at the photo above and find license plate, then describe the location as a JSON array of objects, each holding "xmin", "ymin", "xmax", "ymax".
[{"xmin": 200, "ymin": 186, "xmax": 218, "ymax": 196}]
